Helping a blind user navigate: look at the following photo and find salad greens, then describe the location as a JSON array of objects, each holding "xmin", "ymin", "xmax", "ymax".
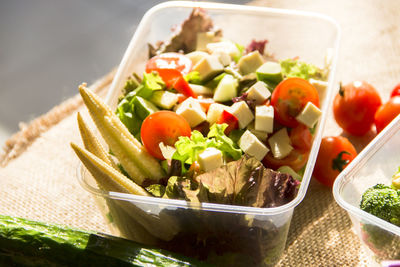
[{"xmin": 280, "ymin": 58, "xmax": 325, "ymax": 80}]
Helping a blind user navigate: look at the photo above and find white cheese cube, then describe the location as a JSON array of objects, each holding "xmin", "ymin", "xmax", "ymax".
[
  {"xmin": 192, "ymin": 55, "xmax": 224, "ymax": 81},
  {"xmin": 228, "ymin": 101, "xmax": 254, "ymax": 129},
  {"xmin": 206, "ymin": 103, "xmax": 228, "ymax": 125},
  {"xmin": 237, "ymin": 51, "xmax": 264, "ymax": 75},
  {"xmin": 268, "ymin": 128, "xmax": 293, "ymax": 159},
  {"xmin": 255, "ymin": 105, "xmax": 274, "ymax": 133},
  {"xmin": 309, "ymin": 78, "xmax": 328, "ymax": 102},
  {"xmin": 189, "ymin": 84, "xmax": 213, "ymax": 96},
  {"xmin": 186, "ymin": 51, "xmax": 209, "ymax": 66},
  {"xmin": 206, "ymin": 40, "xmax": 240, "ymax": 60},
  {"xmin": 239, "ymin": 130, "xmax": 269, "ymax": 161},
  {"xmin": 159, "ymin": 142, "xmax": 176, "ymax": 160},
  {"xmin": 196, "ymin": 32, "xmax": 220, "ymax": 51},
  {"xmin": 296, "ymin": 102, "xmax": 322, "ymax": 128},
  {"xmin": 247, "ymin": 122, "xmax": 268, "ymax": 142},
  {"xmin": 198, "ymin": 147, "xmax": 224, "ymax": 172},
  {"xmin": 246, "ymin": 81, "xmax": 271, "ymax": 105},
  {"xmin": 212, "ymin": 51, "xmax": 231, "ymax": 66},
  {"xmin": 176, "ymin": 97, "xmax": 206, "ymax": 127}
]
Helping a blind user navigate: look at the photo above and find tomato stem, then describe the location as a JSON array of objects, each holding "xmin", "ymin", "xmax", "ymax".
[
  {"xmin": 339, "ymin": 82, "xmax": 345, "ymax": 97},
  {"xmin": 332, "ymin": 151, "xmax": 350, "ymax": 172}
]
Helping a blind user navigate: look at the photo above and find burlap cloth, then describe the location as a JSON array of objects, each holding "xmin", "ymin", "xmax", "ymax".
[{"xmin": 1, "ymin": 0, "xmax": 399, "ymax": 266}]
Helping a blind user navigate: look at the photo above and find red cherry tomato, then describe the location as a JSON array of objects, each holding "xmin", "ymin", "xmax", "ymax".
[
  {"xmin": 313, "ymin": 136, "xmax": 357, "ymax": 187},
  {"xmin": 146, "ymin": 52, "xmax": 192, "ymax": 75},
  {"xmin": 262, "ymin": 149, "xmax": 309, "ymax": 172},
  {"xmin": 290, "ymin": 124, "xmax": 313, "ymax": 152},
  {"xmin": 374, "ymin": 96, "xmax": 400, "ymax": 133},
  {"xmin": 333, "ymin": 81, "xmax": 382, "ymax": 136},
  {"xmin": 217, "ymin": 110, "xmax": 239, "ymax": 135},
  {"xmin": 141, "ymin": 111, "xmax": 191, "ymax": 160},
  {"xmin": 271, "ymin": 77, "xmax": 319, "ymax": 128},
  {"xmin": 149, "ymin": 68, "xmax": 197, "ymax": 98},
  {"xmin": 390, "ymin": 83, "xmax": 400, "ymax": 98}
]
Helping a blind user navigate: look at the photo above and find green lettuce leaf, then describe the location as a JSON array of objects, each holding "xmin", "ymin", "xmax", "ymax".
[
  {"xmin": 207, "ymin": 124, "xmax": 242, "ymax": 160},
  {"xmin": 280, "ymin": 58, "xmax": 324, "ymax": 80},
  {"xmin": 135, "ymin": 72, "xmax": 165, "ymax": 99}
]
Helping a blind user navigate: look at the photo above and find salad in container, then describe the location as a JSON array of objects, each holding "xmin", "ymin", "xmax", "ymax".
[{"xmin": 72, "ymin": 2, "xmax": 340, "ymax": 266}]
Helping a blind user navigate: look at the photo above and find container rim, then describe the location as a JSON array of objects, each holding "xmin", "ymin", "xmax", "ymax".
[
  {"xmin": 81, "ymin": 1, "xmax": 341, "ymax": 216},
  {"xmin": 333, "ymin": 114, "xmax": 400, "ymax": 236}
]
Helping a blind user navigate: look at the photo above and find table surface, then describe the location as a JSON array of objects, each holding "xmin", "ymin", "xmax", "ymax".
[{"xmin": 1, "ymin": 0, "xmax": 400, "ymax": 266}]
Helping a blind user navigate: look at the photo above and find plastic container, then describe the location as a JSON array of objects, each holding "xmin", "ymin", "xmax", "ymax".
[
  {"xmin": 333, "ymin": 114, "xmax": 400, "ymax": 263},
  {"xmin": 78, "ymin": 1, "xmax": 340, "ymax": 266}
]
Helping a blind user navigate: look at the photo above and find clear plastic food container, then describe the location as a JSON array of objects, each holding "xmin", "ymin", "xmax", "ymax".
[
  {"xmin": 78, "ymin": 1, "xmax": 340, "ymax": 266},
  {"xmin": 333, "ymin": 114, "xmax": 400, "ymax": 263}
]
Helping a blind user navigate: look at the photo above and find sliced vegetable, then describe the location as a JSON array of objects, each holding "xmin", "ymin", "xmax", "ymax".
[
  {"xmin": 141, "ymin": 111, "xmax": 192, "ymax": 160},
  {"xmin": 262, "ymin": 149, "xmax": 309, "ymax": 172},
  {"xmin": 390, "ymin": 83, "xmax": 400, "ymax": 98},
  {"xmin": 216, "ymin": 110, "xmax": 239, "ymax": 135},
  {"xmin": 271, "ymin": 77, "xmax": 319, "ymax": 128},
  {"xmin": 280, "ymin": 58, "xmax": 324, "ymax": 80},
  {"xmin": 150, "ymin": 68, "xmax": 197, "ymax": 98}
]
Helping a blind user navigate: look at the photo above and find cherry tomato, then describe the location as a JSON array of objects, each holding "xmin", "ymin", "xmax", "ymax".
[
  {"xmin": 313, "ymin": 136, "xmax": 357, "ymax": 187},
  {"xmin": 148, "ymin": 68, "xmax": 197, "ymax": 98},
  {"xmin": 390, "ymin": 83, "xmax": 400, "ymax": 98},
  {"xmin": 271, "ymin": 77, "xmax": 319, "ymax": 128},
  {"xmin": 374, "ymin": 96, "xmax": 400, "ymax": 133},
  {"xmin": 333, "ymin": 81, "xmax": 382, "ymax": 136},
  {"xmin": 289, "ymin": 124, "xmax": 313, "ymax": 152},
  {"xmin": 146, "ymin": 52, "xmax": 192, "ymax": 75},
  {"xmin": 217, "ymin": 110, "xmax": 239, "ymax": 135},
  {"xmin": 262, "ymin": 149, "xmax": 309, "ymax": 172},
  {"xmin": 141, "ymin": 111, "xmax": 191, "ymax": 160}
]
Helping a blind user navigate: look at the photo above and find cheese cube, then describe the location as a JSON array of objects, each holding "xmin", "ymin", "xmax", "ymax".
[
  {"xmin": 309, "ymin": 78, "xmax": 328, "ymax": 102},
  {"xmin": 239, "ymin": 130, "xmax": 269, "ymax": 161},
  {"xmin": 296, "ymin": 102, "xmax": 322, "ymax": 128},
  {"xmin": 228, "ymin": 101, "xmax": 254, "ymax": 129},
  {"xmin": 237, "ymin": 51, "xmax": 264, "ymax": 75},
  {"xmin": 247, "ymin": 122, "xmax": 268, "ymax": 142},
  {"xmin": 206, "ymin": 40, "xmax": 240, "ymax": 60},
  {"xmin": 246, "ymin": 81, "xmax": 271, "ymax": 105},
  {"xmin": 192, "ymin": 55, "xmax": 224, "ymax": 81},
  {"xmin": 176, "ymin": 97, "xmax": 206, "ymax": 127},
  {"xmin": 196, "ymin": 32, "xmax": 220, "ymax": 51},
  {"xmin": 268, "ymin": 128, "xmax": 293, "ymax": 159},
  {"xmin": 186, "ymin": 51, "xmax": 209, "ymax": 66},
  {"xmin": 206, "ymin": 103, "xmax": 228, "ymax": 125},
  {"xmin": 212, "ymin": 51, "xmax": 231, "ymax": 66},
  {"xmin": 198, "ymin": 147, "xmax": 223, "ymax": 172},
  {"xmin": 255, "ymin": 105, "xmax": 274, "ymax": 133}
]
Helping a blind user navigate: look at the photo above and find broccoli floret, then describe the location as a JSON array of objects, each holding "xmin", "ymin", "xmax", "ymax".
[{"xmin": 360, "ymin": 184, "xmax": 400, "ymax": 226}]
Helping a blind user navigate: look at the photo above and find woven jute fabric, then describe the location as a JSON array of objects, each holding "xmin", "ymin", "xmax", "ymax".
[{"xmin": 1, "ymin": 0, "xmax": 399, "ymax": 266}]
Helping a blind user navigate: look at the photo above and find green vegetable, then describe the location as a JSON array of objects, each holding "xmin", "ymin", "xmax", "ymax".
[
  {"xmin": 184, "ymin": 71, "xmax": 202, "ymax": 85},
  {"xmin": 392, "ymin": 167, "xmax": 400, "ymax": 190},
  {"xmin": 232, "ymin": 43, "xmax": 244, "ymax": 63},
  {"xmin": 0, "ymin": 215, "xmax": 207, "ymax": 266},
  {"xmin": 360, "ymin": 184, "xmax": 400, "ymax": 226},
  {"xmin": 256, "ymin": 61, "xmax": 283, "ymax": 84},
  {"xmin": 280, "ymin": 58, "xmax": 324, "ymax": 80},
  {"xmin": 172, "ymin": 124, "xmax": 242, "ymax": 172},
  {"xmin": 135, "ymin": 72, "xmax": 165, "ymax": 99}
]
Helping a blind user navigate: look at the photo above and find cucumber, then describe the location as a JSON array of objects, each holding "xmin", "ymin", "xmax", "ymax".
[
  {"xmin": 0, "ymin": 215, "xmax": 209, "ymax": 267},
  {"xmin": 256, "ymin": 61, "xmax": 283, "ymax": 84}
]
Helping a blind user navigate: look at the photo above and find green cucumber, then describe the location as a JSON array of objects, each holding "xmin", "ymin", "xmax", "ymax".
[
  {"xmin": 256, "ymin": 61, "xmax": 283, "ymax": 84},
  {"xmin": 0, "ymin": 215, "xmax": 209, "ymax": 266}
]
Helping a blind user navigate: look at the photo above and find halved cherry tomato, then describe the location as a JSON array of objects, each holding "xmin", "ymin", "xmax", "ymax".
[
  {"xmin": 333, "ymin": 81, "xmax": 381, "ymax": 136},
  {"xmin": 271, "ymin": 77, "xmax": 319, "ymax": 128},
  {"xmin": 217, "ymin": 110, "xmax": 239, "ymax": 135},
  {"xmin": 262, "ymin": 149, "xmax": 309, "ymax": 172},
  {"xmin": 390, "ymin": 83, "xmax": 400, "ymax": 98},
  {"xmin": 146, "ymin": 52, "xmax": 192, "ymax": 75},
  {"xmin": 374, "ymin": 96, "xmax": 400, "ymax": 133},
  {"xmin": 141, "ymin": 111, "xmax": 191, "ymax": 160},
  {"xmin": 149, "ymin": 68, "xmax": 197, "ymax": 98},
  {"xmin": 289, "ymin": 124, "xmax": 313, "ymax": 152},
  {"xmin": 313, "ymin": 136, "xmax": 357, "ymax": 187}
]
